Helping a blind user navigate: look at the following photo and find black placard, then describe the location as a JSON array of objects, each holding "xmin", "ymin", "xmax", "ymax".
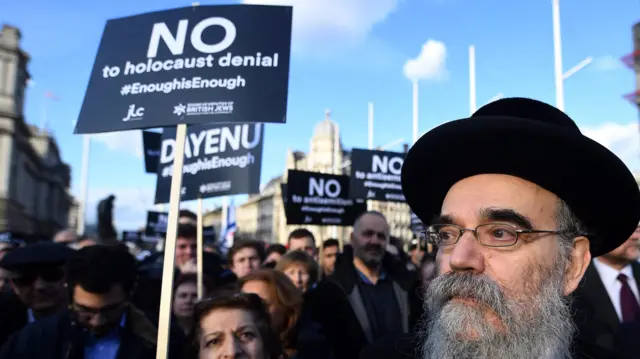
[
  {"xmin": 349, "ymin": 148, "xmax": 405, "ymax": 202},
  {"xmin": 285, "ymin": 170, "xmax": 367, "ymax": 226},
  {"xmin": 143, "ymin": 131, "xmax": 162, "ymax": 173},
  {"xmin": 74, "ymin": 5, "xmax": 292, "ymax": 134},
  {"xmin": 410, "ymin": 212, "xmax": 424, "ymax": 235},
  {"xmin": 154, "ymin": 123, "xmax": 263, "ymax": 203},
  {"xmin": 122, "ymin": 230, "xmax": 142, "ymax": 242},
  {"xmin": 145, "ymin": 211, "xmax": 168, "ymax": 237}
]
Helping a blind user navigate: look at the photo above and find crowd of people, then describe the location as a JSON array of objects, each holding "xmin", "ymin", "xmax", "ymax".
[{"xmin": 0, "ymin": 97, "xmax": 639, "ymax": 359}]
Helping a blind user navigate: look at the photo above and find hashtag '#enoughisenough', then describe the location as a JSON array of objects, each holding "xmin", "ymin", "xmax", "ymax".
[{"xmin": 120, "ymin": 85, "xmax": 131, "ymax": 96}]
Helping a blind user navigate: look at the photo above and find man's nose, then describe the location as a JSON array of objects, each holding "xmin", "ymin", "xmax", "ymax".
[
  {"xmin": 448, "ymin": 232, "xmax": 485, "ymax": 274},
  {"xmin": 33, "ymin": 276, "xmax": 48, "ymax": 289}
]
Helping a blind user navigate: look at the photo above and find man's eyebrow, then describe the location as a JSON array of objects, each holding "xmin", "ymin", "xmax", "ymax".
[
  {"xmin": 480, "ymin": 207, "xmax": 533, "ymax": 230},
  {"xmin": 430, "ymin": 214, "xmax": 455, "ymax": 225}
]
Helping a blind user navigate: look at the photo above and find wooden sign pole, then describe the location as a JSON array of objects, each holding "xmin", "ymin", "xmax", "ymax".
[
  {"xmin": 155, "ymin": 123, "xmax": 188, "ymax": 359},
  {"xmin": 196, "ymin": 197, "xmax": 204, "ymax": 299}
]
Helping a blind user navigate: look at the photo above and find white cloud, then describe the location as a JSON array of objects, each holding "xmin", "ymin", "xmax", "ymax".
[
  {"xmin": 403, "ymin": 39, "xmax": 448, "ymax": 81},
  {"xmin": 241, "ymin": 0, "xmax": 400, "ymax": 54},
  {"xmin": 592, "ymin": 55, "xmax": 624, "ymax": 72},
  {"xmin": 91, "ymin": 130, "xmax": 144, "ymax": 158},
  {"xmin": 582, "ymin": 122, "xmax": 640, "ymax": 172}
]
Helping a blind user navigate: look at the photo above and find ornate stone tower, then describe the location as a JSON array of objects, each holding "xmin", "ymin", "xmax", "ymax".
[{"xmin": 308, "ymin": 109, "xmax": 343, "ymax": 174}]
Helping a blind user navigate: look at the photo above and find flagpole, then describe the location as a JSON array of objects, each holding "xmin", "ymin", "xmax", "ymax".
[
  {"xmin": 552, "ymin": 0, "xmax": 565, "ymax": 111},
  {"xmin": 40, "ymin": 95, "xmax": 49, "ymax": 131},
  {"xmin": 77, "ymin": 135, "xmax": 92, "ymax": 235},
  {"xmin": 412, "ymin": 79, "xmax": 419, "ymax": 144},
  {"xmin": 469, "ymin": 45, "xmax": 477, "ymax": 115}
]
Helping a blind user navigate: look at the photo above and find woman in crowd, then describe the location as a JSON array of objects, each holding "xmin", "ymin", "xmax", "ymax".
[
  {"xmin": 275, "ymin": 251, "xmax": 318, "ymax": 293},
  {"xmin": 172, "ymin": 274, "xmax": 215, "ymax": 335},
  {"xmin": 238, "ymin": 269, "xmax": 303, "ymax": 358},
  {"xmin": 185, "ymin": 292, "xmax": 282, "ymax": 359}
]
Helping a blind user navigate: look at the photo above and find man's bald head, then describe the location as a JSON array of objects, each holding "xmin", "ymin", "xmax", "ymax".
[{"xmin": 54, "ymin": 229, "xmax": 78, "ymax": 244}]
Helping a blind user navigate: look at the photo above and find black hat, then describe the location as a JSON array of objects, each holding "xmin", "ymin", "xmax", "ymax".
[
  {"xmin": 401, "ymin": 97, "xmax": 640, "ymax": 257},
  {"xmin": 0, "ymin": 242, "xmax": 74, "ymax": 271}
]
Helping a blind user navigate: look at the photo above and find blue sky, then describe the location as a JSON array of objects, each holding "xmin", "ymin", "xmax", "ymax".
[{"xmin": 3, "ymin": 0, "xmax": 639, "ymax": 230}]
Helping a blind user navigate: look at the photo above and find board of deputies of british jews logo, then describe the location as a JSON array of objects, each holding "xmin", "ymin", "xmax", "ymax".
[
  {"xmin": 74, "ymin": 5, "xmax": 293, "ymax": 134},
  {"xmin": 154, "ymin": 123, "xmax": 263, "ymax": 203}
]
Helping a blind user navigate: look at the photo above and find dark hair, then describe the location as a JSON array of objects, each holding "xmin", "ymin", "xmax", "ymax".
[
  {"xmin": 287, "ymin": 228, "xmax": 315, "ymax": 245},
  {"xmin": 266, "ymin": 243, "xmax": 287, "ymax": 257},
  {"xmin": 173, "ymin": 273, "xmax": 216, "ymax": 299},
  {"xmin": 179, "ymin": 210, "xmax": 197, "ymax": 220},
  {"xmin": 189, "ymin": 292, "xmax": 282, "ymax": 359},
  {"xmin": 322, "ymin": 238, "xmax": 339, "ymax": 249},
  {"xmin": 226, "ymin": 239, "xmax": 266, "ymax": 266},
  {"xmin": 177, "ymin": 224, "xmax": 197, "ymax": 240},
  {"xmin": 67, "ymin": 245, "xmax": 137, "ymax": 295}
]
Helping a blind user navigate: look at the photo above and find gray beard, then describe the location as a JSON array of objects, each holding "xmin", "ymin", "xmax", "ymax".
[{"xmin": 419, "ymin": 258, "xmax": 575, "ymax": 359}]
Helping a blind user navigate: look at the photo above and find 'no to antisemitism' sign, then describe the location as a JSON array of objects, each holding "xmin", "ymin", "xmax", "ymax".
[{"xmin": 74, "ymin": 5, "xmax": 293, "ymax": 134}]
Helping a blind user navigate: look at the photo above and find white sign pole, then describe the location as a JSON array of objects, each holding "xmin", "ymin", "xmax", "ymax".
[
  {"xmin": 367, "ymin": 103, "xmax": 374, "ymax": 212},
  {"xmin": 469, "ymin": 45, "xmax": 477, "ymax": 116},
  {"xmin": 155, "ymin": 123, "xmax": 188, "ymax": 359},
  {"xmin": 196, "ymin": 197, "xmax": 204, "ymax": 299}
]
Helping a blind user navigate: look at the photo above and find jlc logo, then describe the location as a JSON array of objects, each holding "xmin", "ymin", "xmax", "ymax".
[{"xmin": 123, "ymin": 104, "xmax": 145, "ymax": 122}]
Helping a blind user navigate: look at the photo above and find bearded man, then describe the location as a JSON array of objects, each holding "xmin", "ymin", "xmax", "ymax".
[{"xmin": 359, "ymin": 98, "xmax": 640, "ymax": 359}]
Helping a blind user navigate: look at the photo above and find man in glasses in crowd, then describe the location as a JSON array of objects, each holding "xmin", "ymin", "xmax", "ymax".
[
  {"xmin": 360, "ymin": 98, "xmax": 640, "ymax": 359},
  {"xmin": 0, "ymin": 245, "xmax": 168, "ymax": 359},
  {"xmin": 0, "ymin": 242, "xmax": 72, "ymax": 347}
]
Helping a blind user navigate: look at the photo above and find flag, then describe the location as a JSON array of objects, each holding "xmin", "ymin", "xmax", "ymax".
[
  {"xmin": 219, "ymin": 199, "xmax": 236, "ymax": 255},
  {"xmin": 45, "ymin": 91, "xmax": 60, "ymax": 101}
]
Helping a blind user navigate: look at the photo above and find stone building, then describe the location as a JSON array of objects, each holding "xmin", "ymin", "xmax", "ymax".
[
  {"xmin": 203, "ymin": 110, "xmax": 413, "ymax": 246},
  {"xmin": 0, "ymin": 25, "xmax": 74, "ymax": 238}
]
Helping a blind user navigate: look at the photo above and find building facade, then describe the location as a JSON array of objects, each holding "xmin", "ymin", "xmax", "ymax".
[
  {"xmin": 203, "ymin": 110, "xmax": 413, "ymax": 246},
  {"xmin": 0, "ymin": 25, "xmax": 74, "ymax": 238}
]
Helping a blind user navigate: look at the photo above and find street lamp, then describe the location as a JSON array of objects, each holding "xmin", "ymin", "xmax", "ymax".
[{"xmin": 552, "ymin": 0, "xmax": 592, "ymax": 111}]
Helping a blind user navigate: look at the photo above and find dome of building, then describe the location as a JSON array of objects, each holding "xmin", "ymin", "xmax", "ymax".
[{"xmin": 314, "ymin": 109, "xmax": 337, "ymax": 136}]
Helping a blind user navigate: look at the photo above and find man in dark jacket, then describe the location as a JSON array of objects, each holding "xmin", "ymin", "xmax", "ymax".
[
  {"xmin": 304, "ymin": 211, "xmax": 421, "ymax": 359},
  {"xmin": 0, "ymin": 245, "xmax": 181, "ymax": 359},
  {"xmin": 0, "ymin": 242, "xmax": 73, "ymax": 347}
]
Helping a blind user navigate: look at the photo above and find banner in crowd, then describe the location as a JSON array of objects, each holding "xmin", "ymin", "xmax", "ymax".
[
  {"xmin": 203, "ymin": 225, "xmax": 216, "ymax": 243},
  {"xmin": 285, "ymin": 170, "xmax": 367, "ymax": 226},
  {"xmin": 143, "ymin": 131, "xmax": 162, "ymax": 173},
  {"xmin": 145, "ymin": 211, "xmax": 168, "ymax": 237},
  {"xmin": 74, "ymin": 5, "xmax": 293, "ymax": 134},
  {"xmin": 349, "ymin": 148, "xmax": 405, "ymax": 202},
  {"xmin": 122, "ymin": 230, "xmax": 142, "ymax": 242},
  {"xmin": 154, "ymin": 123, "xmax": 263, "ymax": 203},
  {"xmin": 410, "ymin": 211, "xmax": 424, "ymax": 235}
]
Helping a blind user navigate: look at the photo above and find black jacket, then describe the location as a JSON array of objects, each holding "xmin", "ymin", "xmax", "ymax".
[
  {"xmin": 572, "ymin": 261, "xmax": 640, "ymax": 358},
  {"xmin": 0, "ymin": 305, "xmax": 175, "ymax": 359},
  {"xmin": 0, "ymin": 291, "xmax": 28, "ymax": 347},
  {"xmin": 304, "ymin": 247, "xmax": 421, "ymax": 359}
]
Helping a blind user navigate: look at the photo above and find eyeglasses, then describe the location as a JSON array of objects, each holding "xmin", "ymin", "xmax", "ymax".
[
  {"xmin": 11, "ymin": 267, "xmax": 65, "ymax": 287},
  {"xmin": 421, "ymin": 223, "xmax": 564, "ymax": 248}
]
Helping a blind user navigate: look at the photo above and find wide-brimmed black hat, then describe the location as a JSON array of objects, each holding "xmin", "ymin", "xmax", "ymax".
[{"xmin": 401, "ymin": 97, "xmax": 640, "ymax": 257}]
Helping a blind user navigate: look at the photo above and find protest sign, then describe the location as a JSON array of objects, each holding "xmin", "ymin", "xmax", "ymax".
[
  {"xmin": 154, "ymin": 122, "xmax": 263, "ymax": 203},
  {"xmin": 143, "ymin": 131, "xmax": 162, "ymax": 173},
  {"xmin": 350, "ymin": 148, "xmax": 405, "ymax": 202},
  {"xmin": 74, "ymin": 5, "xmax": 292, "ymax": 134},
  {"xmin": 285, "ymin": 170, "xmax": 367, "ymax": 226},
  {"xmin": 145, "ymin": 211, "xmax": 169, "ymax": 237}
]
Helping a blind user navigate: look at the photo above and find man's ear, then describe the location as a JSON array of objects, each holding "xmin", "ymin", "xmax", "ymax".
[{"xmin": 563, "ymin": 236, "xmax": 591, "ymax": 295}]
